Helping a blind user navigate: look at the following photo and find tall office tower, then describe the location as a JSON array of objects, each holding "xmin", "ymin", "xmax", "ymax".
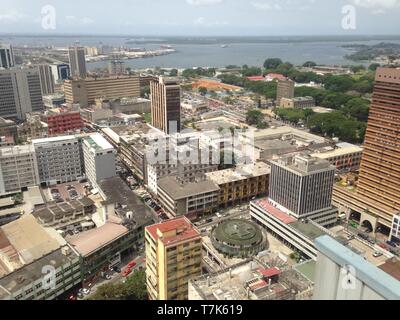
[
  {"xmin": 108, "ymin": 60, "xmax": 125, "ymax": 75},
  {"xmin": 145, "ymin": 217, "xmax": 202, "ymax": 300},
  {"xmin": 150, "ymin": 76, "xmax": 181, "ymax": 134},
  {"xmin": 63, "ymin": 75, "xmax": 140, "ymax": 108},
  {"xmin": 37, "ymin": 64, "xmax": 55, "ymax": 95},
  {"xmin": 68, "ymin": 46, "xmax": 87, "ymax": 78},
  {"xmin": 50, "ymin": 63, "xmax": 70, "ymax": 82},
  {"xmin": 276, "ymin": 78, "xmax": 295, "ymax": 106},
  {"xmin": 0, "ymin": 68, "xmax": 44, "ymax": 120},
  {"xmin": 0, "ymin": 44, "xmax": 15, "ymax": 69},
  {"xmin": 357, "ymin": 68, "xmax": 400, "ymax": 220},
  {"xmin": 269, "ymin": 154, "xmax": 336, "ymax": 220}
]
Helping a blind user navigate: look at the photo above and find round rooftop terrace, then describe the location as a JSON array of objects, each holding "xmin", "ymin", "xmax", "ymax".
[{"xmin": 211, "ymin": 219, "xmax": 266, "ymax": 258}]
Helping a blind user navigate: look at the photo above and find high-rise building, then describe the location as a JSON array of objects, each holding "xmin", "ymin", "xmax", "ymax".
[
  {"xmin": 0, "ymin": 68, "xmax": 44, "ymax": 120},
  {"xmin": 68, "ymin": 46, "xmax": 87, "ymax": 78},
  {"xmin": 0, "ymin": 145, "xmax": 39, "ymax": 196},
  {"xmin": 82, "ymin": 133, "xmax": 116, "ymax": 188},
  {"xmin": 356, "ymin": 68, "xmax": 400, "ymax": 221},
  {"xmin": 50, "ymin": 63, "xmax": 70, "ymax": 82},
  {"xmin": 145, "ymin": 217, "xmax": 202, "ymax": 300},
  {"xmin": 269, "ymin": 154, "xmax": 336, "ymax": 224},
  {"xmin": 276, "ymin": 78, "xmax": 295, "ymax": 106},
  {"xmin": 63, "ymin": 75, "xmax": 140, "ymax": 108},
  {"xmin": 0, "ymin": 44, "xmax": 15, "ymax": 69},
  {"xmin": 32, "ymin": 136, "xmax": 84, "ymax": 186},
  {"xmin": 37, "ymin": 64, "xmax": 55, "ymax": 96},
  {"xmin": 150, "ymin": 77, "xmax": 181, "ymax": 134},
  {"xmin": 109, "ymin": 60, "xmax": 125, "ymax": 75}
]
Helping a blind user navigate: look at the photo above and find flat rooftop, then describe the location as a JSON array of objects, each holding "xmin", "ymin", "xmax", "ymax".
[
  {"xmin": 83, "ymin": 133, "xmax": 114, "ymax": 151},
  {"xmin": 98, "ymin": 176, "xmax": 154, "ymax": 227},
  {"xmin": 206, "ymin": 162, "xmax": 270, "ymax": 185},
  {"xmin": 158, "ymin": 176, "xmax": 220, "ymax": 200},
  {"xmin": 68, "ymin": 222, "xmax": 129, "ymax": 257},
  {"xmin": 146, "ymin": 217, "xmax": 201, "ymax": 246},
  {"xmin": 0, "ymin": 145, "xmax": 34, "ymax": 157},
  {"xmin": 32, "ymin": 135, "xmax": 77, "ymax": 145}
]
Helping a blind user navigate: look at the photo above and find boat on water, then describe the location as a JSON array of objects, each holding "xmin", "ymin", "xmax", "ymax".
[
  {"xmin": 221, "ymin": 44, "xmax": 229, "ymax": 48},
  {"xmin": 160, "ymin": 44, "xmax": 173, "ymax": 49}
]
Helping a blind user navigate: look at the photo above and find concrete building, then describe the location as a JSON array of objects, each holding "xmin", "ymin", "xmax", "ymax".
[
  {"xmin": 250, "ymin": 198, "xmax": 334, "ymax": 260},
  {"xmin": 37, "ymin": 64, "xmax": 55, "ymax": 96},
  {"xmin": 32, "ymin": 136, "xmax": 84, "ymax": 186},
  {"xmin": 157, "ymin": 175, "xmax": 220, "ymax": 219},
  {"xmin": 189, "ymin": 259, "xmax": 313, "ymax": 300},
  {"xmin": 0, "ymin": 118, "xmax": 18, "ymax": 141},
  {"xmin": 68, "ymin": 46, "xmax": 87, "ymax": 78},
  {"xmin": 111, "ymin": 97, "xmax": 151, "ymax": 115},
  {"xmin": 150, "ymin": 77, "xmax": 181, "ymax": 134},
  {"xmin": 43, "ymin": 93, "xmax": 65, "ymax": 108},
  {"xmin": 313, "ymin": 235, "xmax": 400, "ymax": 300},
  {"xmin": 0, "ymin": 44, "xmax": 15, "ymax": 69},
  {"xmin": 0, "ymin": 68, "xmax": 44, "ymax": 120},
  {"xmin": 40, "ymin": 108, "xmax": 83, "ymax": 136},
  {"xmin": 311, "ymin": 142, "xmax": 363, "ymax": 172},
  {"xmin": 280, "ymin": 96, "xmax": 315, "ymax": 109},
  {"xmin": 269, "ymin": 154, "xmax": 336, "ymax": 224},
  {"xmin": 82, "ymin": 133, "xmax": 116, "ymax": 188},
  {"xmin": 206, "ymin": 162, "xmax": 270, "ymax": 209},
  {"xmin": 64, "ymin": 75, "xmax": 140, "ymax": 108},
  {"xmin": 276, "ymin": 78, "xmax": 295, "ymax": 106},
  {"xmin": 0, "ymin": 145, "xmax": 39, "ymax": 196},
  {"xmin": 50, "ymin": 63, "xmax": 70, "ymax": 83},
  {"xmin": 145, "ymin": 217, "xmax": 202, "ymax": 300}
]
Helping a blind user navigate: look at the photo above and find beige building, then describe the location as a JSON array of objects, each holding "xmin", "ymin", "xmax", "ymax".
[
  {"xmin": 64, "ymin": 75, "xmax": 140, "ymax": 108},
  {"xmin": 280, "ymin": 96, "xmax": 315, "ymax": 109},
  {"xmin": 276, "ymin": 78, "xmax": 295, "ymax": 106},
  {"xmin": 0, "ymin": 145, "xmax": 39, "ymax": 196},
  {"xmin": 145, "ymin": 217, "xmax": 202, "ymax": 300}
]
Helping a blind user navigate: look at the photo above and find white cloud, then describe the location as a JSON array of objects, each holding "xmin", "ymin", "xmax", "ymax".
[
  {"xmin": 186, "ymin": 0, "xmax": 223, "ymax": 6},
  {"xmin": 193, "ymin": 16, "xmax": 228, "ymax": 26},
  {"xmin": 0, "ymin": 9, "xmax": 28, "ymax": 23}
]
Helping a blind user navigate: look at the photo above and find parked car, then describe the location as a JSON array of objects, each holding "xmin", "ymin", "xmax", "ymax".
[
  {"xmin": 379, "ymin": 243, "xmax": 389, "ymax": 250},
  {"xmin": 112, "ymin": 266, "xmax": 122, "ymax": 273},
  {"xmin": 68, "ymin": 294, "xmax": 77, "ymax": 301},
  {"xmin": 122, "ymin": 268, "xmax": 132, "ymax": 277},
  {"xmin": 79, "ymin": 288, "xmax": 91, "ymax": 295},
  {"xmin": 386, "ymin": 241, "xmax": 398, "ymax": 248},
  {"xmin": 128, "ymin": 261, "xmax": 137, "ymax": 268},
  {"xmin": 77, "ymin": 292, "xmax": 84, "ymax": 299},
  {"xmin": 373, "ymin": 252, "xmax": 383, "ymax": 258}
]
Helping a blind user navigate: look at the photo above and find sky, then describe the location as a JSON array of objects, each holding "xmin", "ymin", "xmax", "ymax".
[{"xmin": 0, "ymin": 0, "xmax": 400, "ymax": 36}]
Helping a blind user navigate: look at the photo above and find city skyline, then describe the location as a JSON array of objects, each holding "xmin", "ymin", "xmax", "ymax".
[{"xmin": 0, "ymin": 0, "xmax": 400, "ymax": 36}]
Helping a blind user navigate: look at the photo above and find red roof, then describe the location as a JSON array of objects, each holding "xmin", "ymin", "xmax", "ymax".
[
  {"xmin": 255, "ymin": 199, "xmax": 297, "ymax": 225},
  {"xmin": 247, "ymin": 76, "xmax": 265, "ymax": 82},
  {"xmin": 145, "ymin": 217, "xmax": 201, "ymax": 246},
  {"xmin": 259, "ymin": 267, "xmax": 281, "ymax": 278},
  {"xmin": 266, "ymin": 73, "xmax": 286, "ymax": 80}
]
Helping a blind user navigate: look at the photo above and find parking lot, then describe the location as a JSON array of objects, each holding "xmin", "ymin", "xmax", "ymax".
[{"xmin": 46, "ymin": 181, "xmax": 89, "ymax": 202}]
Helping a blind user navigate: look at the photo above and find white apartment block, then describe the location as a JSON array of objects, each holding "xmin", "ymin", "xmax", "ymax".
[
  {"xmin": 82, "ymin": 133, "xmax": 116, "ymax": 188},
  {"xmin": 0, "ymin": 145, "xmax": 39, "ymax": 195},
  {"xmin": 32, "ymin": 136, "xmax": 84, "ymax": 186}
]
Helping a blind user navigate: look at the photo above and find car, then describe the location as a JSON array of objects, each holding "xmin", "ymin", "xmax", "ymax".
[
  {"xmin": 67, "ymin": 185, "xmax": 76, "ymax": 191},
  {"xmin": 373, "ymin": 252, "xmax": 383, "ymax": 258},
  {"xmin": 113, "ymin": 266, "xmax": 122, "ymax": 273},
  {"xmin": 68, "ymin": 294, "xmax": 77, "ymax": 301},
  {"xmin": 128, "ymin": 261, "xmax": 137, "ymax": 268},
  {"xmin": 77, "ymin": 292, "xmax": 84, "ymax": 299},
  {"xmin": 386, "ymin": 240, "xmax": 397, "ymax": 247},
  {"xmin": 346, "ymin": 235, "xmax": 355, "ymax": 241},
  {"xmin": 79, "ymin": 288, "xmax": 91, "ymax": 295},
  {"xmin": 206, "ymin": 218, "xmax": 213, "ymax": 223},
  {"xmin": 379, "ymin": 243, "xmax": 389, "ymax": 250},
  {"xmin": 122, "ymin": 268, "xmax": 132, "ymax": 277}
]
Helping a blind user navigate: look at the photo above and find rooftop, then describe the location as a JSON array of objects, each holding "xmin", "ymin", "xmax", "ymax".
[
  {"xmin": 32, "ymin": 135, "xmax": 77, "ymax": 145},
  {"xmin": 146, "ymin": 217, "xmax": 200, "ymax": 246},
  {"xmin": 272, "ymin": 154, "xmax": 334, "ymax": 175},
  {"xmin": 0, "ymin": 145, "xmax": 34, "ymax": 157},
  {"xmin": 67, "ymin": 222, "xmax": 129, "ymax": 257},
  {"xmin": 157, "ymin": 175, "xmax": 220, "ymax": 200},
  {"xmin": 83, "ymin": 133, "xmax": 114, "ymax": 152},
  {"xmin": 206, "ymin": 162, "xmax": 270, "ymax": 185},
  {"xmin": 212, "ymin": 219, "xmax": 264, "ymax": 247}
]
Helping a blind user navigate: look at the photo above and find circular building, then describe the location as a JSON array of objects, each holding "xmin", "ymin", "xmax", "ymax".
[{"xmin": 211, "ymin": 219, "xmax": 266, "ymax": 258}]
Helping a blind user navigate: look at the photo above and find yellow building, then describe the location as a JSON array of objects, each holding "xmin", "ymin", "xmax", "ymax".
[
  {"xmin": 64, "ymin": 75, "xmax": 140, "ymax": 108},
  {"xmin": 145, "ymin": 217, "xmax": 202, "ymax": 300}
]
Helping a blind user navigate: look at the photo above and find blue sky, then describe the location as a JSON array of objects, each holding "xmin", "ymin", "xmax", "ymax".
[{"xmin": 0, "ymin": 0, "xmax": 400, "ymax": 35}]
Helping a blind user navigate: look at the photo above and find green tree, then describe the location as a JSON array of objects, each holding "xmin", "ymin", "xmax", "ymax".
[
  {"xmin": 263, "ymin": 58, "xmax": 283, "ymax": 69},
  {"xmin": 169, "ymin": 69, "xmax": 178, "ymax": 76},
  {"xmin": 369, "ymin": 63, "xmax": 380, "ymax": 71},
  {"xmin": 140, "ymin": 86, "xmax": 150, "ymax": 98},
  {"xmin": 246, "ymin": 109, "xmax": 264, "ymax": 126},
  {"xmin": 198, "ymin": 87, "xmax": 208, "ymax": 96},
  {"xmin": 303, "ymin": 61, "xmax": 317, "ymax": 67}
]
